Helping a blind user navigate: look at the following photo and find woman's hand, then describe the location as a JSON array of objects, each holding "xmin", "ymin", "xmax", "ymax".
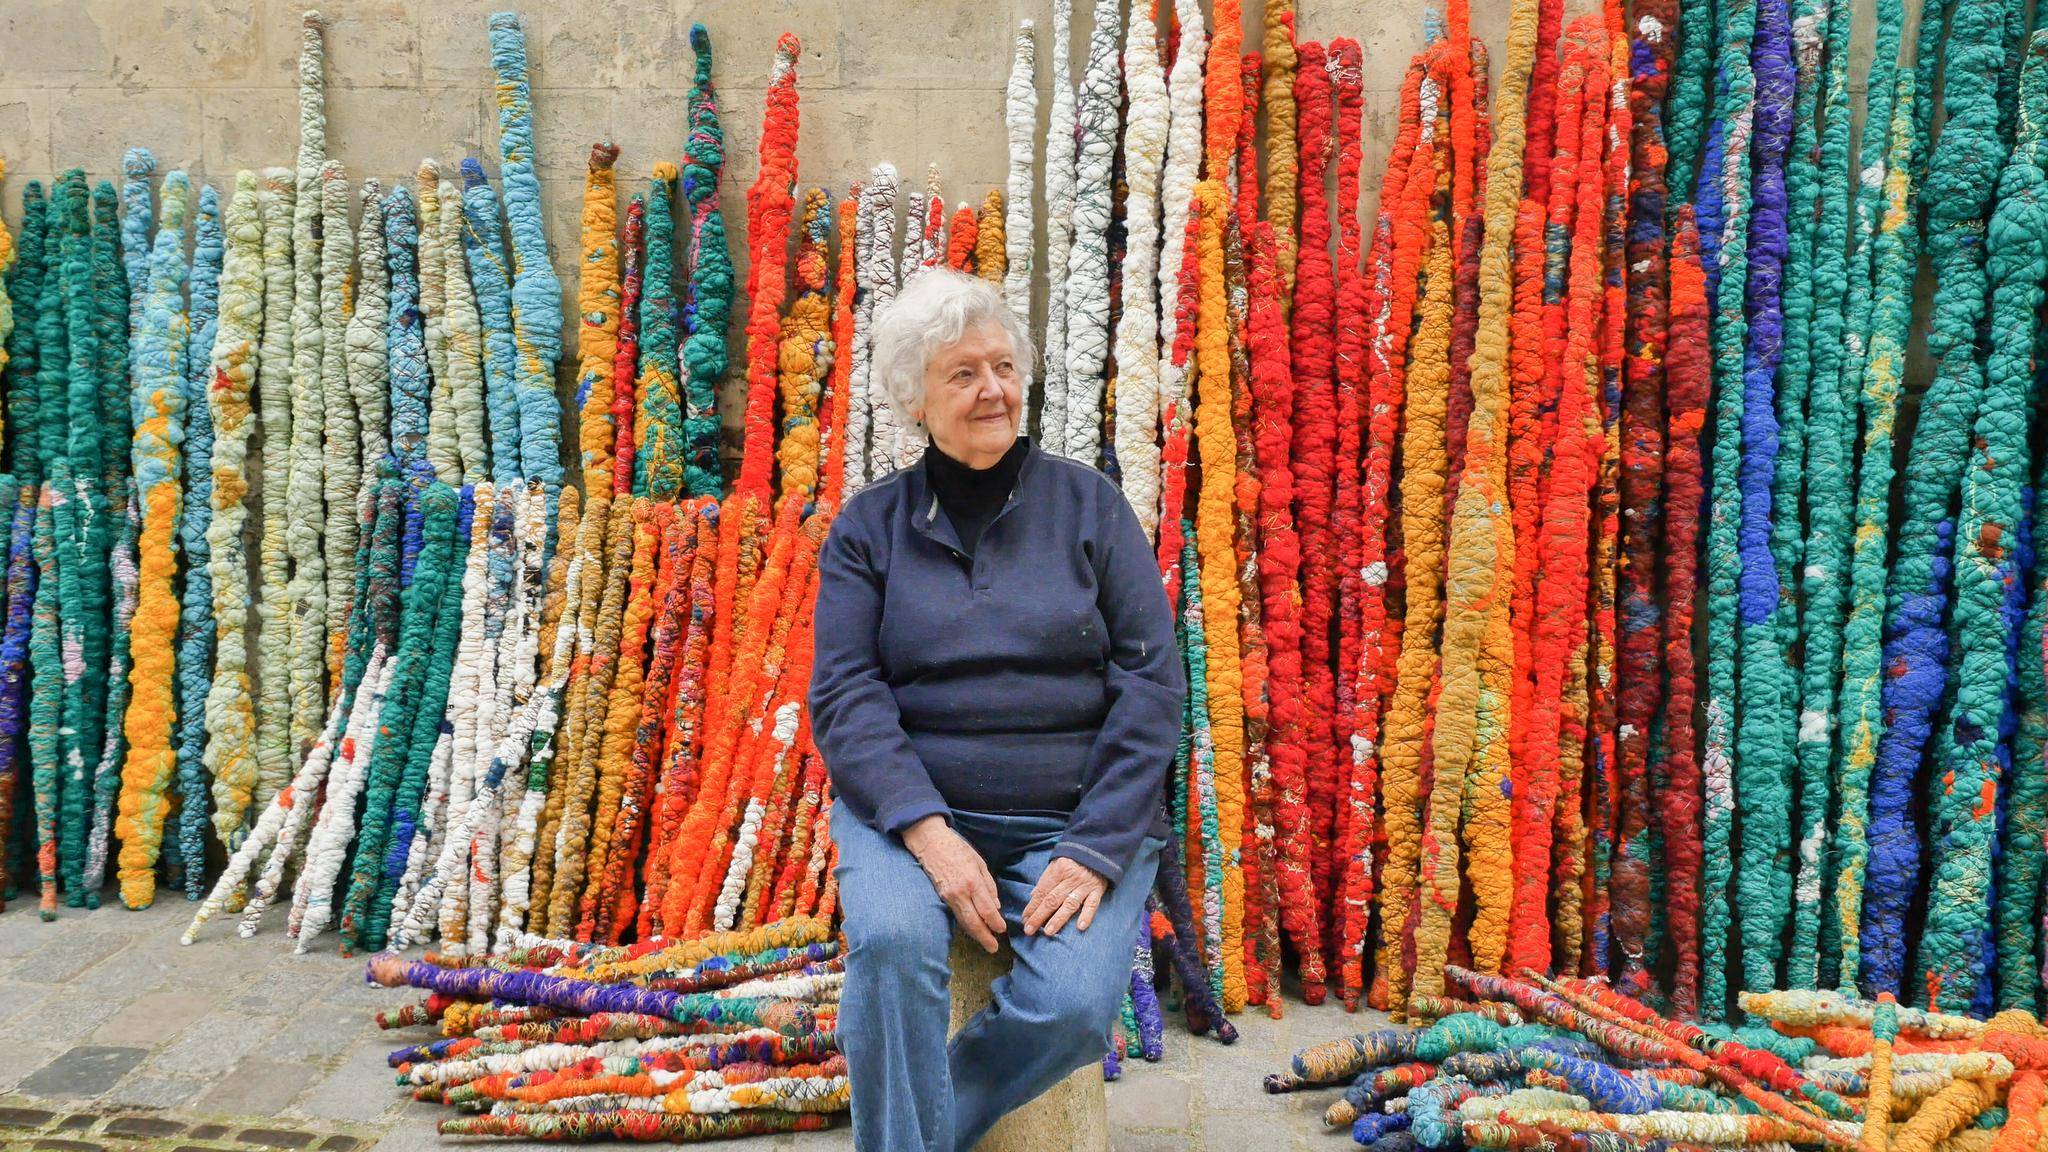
[
  {"xmin": 1021, "ymin": 857, "xmax": 1109, "ymax": 937},
  {"xmin": 902, "ymin": 815, "xmax": 1007, "ymax": 953}
]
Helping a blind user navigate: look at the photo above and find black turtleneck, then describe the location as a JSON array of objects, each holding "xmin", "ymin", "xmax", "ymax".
[{"xmin": 923, "ymin": 435, "xmax": 1029, "ymax": 558}]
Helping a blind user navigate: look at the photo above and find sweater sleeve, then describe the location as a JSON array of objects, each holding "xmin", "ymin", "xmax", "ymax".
[
  {"xmin": 808, "ymin": 508, "xmax": 952, "ymax": 840},
  {"xmin": 1052, "ymin": 486, "xmax": 1187, "ymax": 885}
]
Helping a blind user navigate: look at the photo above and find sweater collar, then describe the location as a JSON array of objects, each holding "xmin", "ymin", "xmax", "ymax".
[
  {"xmin": 910, "ymin": 436, "xmax": 1038, "ymax": 549},
  {"xmin": 922, "ymin": 434, "xmax": 1031, "ymax": 506}
]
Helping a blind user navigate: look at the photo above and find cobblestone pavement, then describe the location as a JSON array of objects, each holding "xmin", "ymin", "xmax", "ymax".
[{"xmin": 0, "ymin": 899, "xmax": 1384, "ymax": 1150}]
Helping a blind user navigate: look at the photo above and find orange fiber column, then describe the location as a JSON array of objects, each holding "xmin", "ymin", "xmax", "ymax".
[
  {"xmin": 1347, "ymin": 53, "xmax": 1427, "ymax": 1011},
  {"xmin": 1507, "ymin": 31, "xmax": 1594, "ymax": 976},
  {"xmin": 1413, "ymin": 0, "xmax": 1542, "ymax": 998},
  {"xmin": 1377, "ymin": 79, "xmax": 1457, "ymax": 1016},
  {"xmin": 1286, "ymin": 37, "xmax": 1338, "ymax": 1004}
]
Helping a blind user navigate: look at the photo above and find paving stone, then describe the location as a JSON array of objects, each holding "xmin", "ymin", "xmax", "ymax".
[
  {"xmin": 1158, "ymin": 1029, "xmax": 1205, "ymax": 1072},
  {"xmin": 1190, "ymin": 1043, "xmax": 1321, "ymax": 1116},
  {"xmin": 262, "ymin": 1003, "xmax": 376, "ymax": 1063},
  {"xmin": 89, "ymin": 991, "xmax": 214, "ymax": 1046},
  {"xmin": 0, "ymin": 918, "xmax": 77, "ymax": 960},
  {"xmin": 1107, "ymin": 1073, "xmax": 1192, "ymax": 1131},
  {"xmin": 15, "ymin": 933, "xmax": 126, "ymax": 985},
  {"xmin": 1112, "ymin": 1133, "xmax": 1200, "ymax": 1152},
  {"xmin": 0, "ymin": 980, "xmax": 42, "ymax": 1023},
  {"xmin": 0, "ymin": 1043, "xmax": 66, "ymax": 1092},
  {"xmin": 103, "ymin": 1072, "xmax": 209, "ymax": 1110},
  {"xmin": 238, "ymin": 1128, "xmax": 319, "ymax": 1150},
  {"xmin": 1197, "ymin": 1109, "xmax": 1315, "ymax": 1152},
  {"xmin": 295, "ymin": 1045, "xmax": 401, "ymax": 1124},
  {"xmin": 7, "ymin": 993, "xmax": 123, "ymax": 1044},
  {"xmin": 196, "ymin": 1057, "xmax": 311, "ymax": 1116},
  {"xmin": 68, "ymin": 946, "xmax": 180, "ymax": 997},
  {"xmin": 236, "ymin": 968, "xmax": 352, "ymax": 1016},
  {"xmin": 367, "ymin": 1125, "xmax": 441, "ymax": 1152},
  {"xmin": 15, "ymin": 1046, "xmax": 148, "ymax": 1099},
  {"xmin": 319, "ymin": 1137, "xmax": 366, "ymax": 1152},
  {"xmin": 0, "ymin": 1105, "xmax": 55, "ymax": 1128},
  {"xmin": 148, "ymin": 1015, "xmax": 286, "ymax": 1077},
  {"xmin": 187, "ymin": 1124, "xmax": 231, "ymax": 1140},
  {"xmin": 314, "ymin": 977, "xmax": 395, "ymax": 1012},
  {"xmin": 31, "ymin": 1138, "xmax": 105, "ymax": 1152},
  {"xmin": 52, "ymin": 1114, "xmax": 93, "ymax": 1129},
  {"xmin": 103, "ymin": 1116, "xmax": 185, "ymax": 1138}
]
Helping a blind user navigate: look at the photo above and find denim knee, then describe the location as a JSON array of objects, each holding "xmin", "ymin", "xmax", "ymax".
[
  {"xmin": 842, "ymin": 898, "xmax": 952, "ymax": 977},
  {"xmin": 1001, "ymin": 967, "xmax": 1124, "ymax": 1045}
]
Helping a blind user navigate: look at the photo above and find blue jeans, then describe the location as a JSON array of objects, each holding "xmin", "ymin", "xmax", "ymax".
[{"xmin": 831, "ymin": 804, "xmax": 1162, "ymax": 1152}]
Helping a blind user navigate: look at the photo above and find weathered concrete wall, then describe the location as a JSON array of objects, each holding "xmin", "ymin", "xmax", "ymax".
[{"xmin": 0, "ymin": 0, "xmax": 1629, "ymax": 264}]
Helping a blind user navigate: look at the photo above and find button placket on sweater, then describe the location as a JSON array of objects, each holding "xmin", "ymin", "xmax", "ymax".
[
  {"xmin": 917, "ymin": 486, "xmax": 1024, "ymax": 596},
  {"xmin": 970, "ymin": 492, "xmax": 1023, "ymax": 594}
]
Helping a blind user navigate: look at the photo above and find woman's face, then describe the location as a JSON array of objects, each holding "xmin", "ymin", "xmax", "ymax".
[{"xmin": 917, "ymin": 320, "xmax": 1022, "ymax": 468}]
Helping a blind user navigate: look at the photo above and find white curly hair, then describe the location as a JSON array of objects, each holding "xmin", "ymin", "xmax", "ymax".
[{"xmin": 870, "ymin": 268, "xmax": 1037, "ymax": 432}]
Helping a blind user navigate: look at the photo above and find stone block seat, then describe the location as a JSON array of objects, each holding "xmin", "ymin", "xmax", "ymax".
[{"xmin": 946, "ymin": 935, "xmax": 1112, "ymax": 1152}]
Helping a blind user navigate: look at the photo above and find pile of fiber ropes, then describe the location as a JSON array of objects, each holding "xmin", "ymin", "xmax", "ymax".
[{"xmin": 1272, "ymin": 972, "xmax": 2048, "ymax": 1152}]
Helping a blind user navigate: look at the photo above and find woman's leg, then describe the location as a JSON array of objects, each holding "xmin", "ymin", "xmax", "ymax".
[
  {"xmin": 948, "ymin": 830, "xmax": 1163, "ymax": 1151},
  {"xmin": 832, "ymin": 804, "xmax": 958, "ymax": 1152}
]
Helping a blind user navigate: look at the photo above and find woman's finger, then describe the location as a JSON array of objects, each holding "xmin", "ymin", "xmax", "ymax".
[
  {"xmin": 1074, "ymin": 886, "xmax": 1103, "ymax": 932},
  {"xmin": 1022, "ymin": 863, "xmax": 1079, "ymax": 934},
  {"xmin": 970, "ymin": 867, "xmax": 1006, "ymax": 945},
  {"xmin": 1040, "ymin": 898, "xmax": 1071, "ymax": 937},
  {"xmin": 1042, "ymin": 881, "xmax": 1089, "ymax": 936},
  {"xmin": 956, "ymin": 892, "xmax": 1003, "ymax": 953},
  {"xmin": 1020, "ymin": 877, "xmax": 1055, "ymax": 934}
]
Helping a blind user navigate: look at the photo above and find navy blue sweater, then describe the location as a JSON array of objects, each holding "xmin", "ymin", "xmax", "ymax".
[{"xmin": 808, "ymin": 439, "xmax": 1185, "ymax": 884}]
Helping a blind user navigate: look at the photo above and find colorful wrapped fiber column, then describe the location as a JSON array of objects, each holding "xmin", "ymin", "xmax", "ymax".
[
  {"xmin": 317, "ymin": 161, "xmax": 358, "ymax": 694},
  {"xmin": 1923, "ymin": 29, "xmax": 2048, "ymax": 1013},
  {"xmin": 1346, "ymin": 52, "xmax": 1425, "ymax": 1009},
  {"xmin": 491, "ymin": 12, "xmax": 563, "ymax": 489},
  {"xmin": 1060, "ymin": 0, "xmax": 1120, "ymax": 463},
  {"xmin": 1290, "ymin": 39, "xmax": 1340, "ymax": 965},
  {"xmin": 1866, "ymin": 0, "xmax": 2005, "ymax": 1000},
  {"xmin": 1830, "ymin": 0, "xmax": 1918, "ymax": 995},
  {"xmin": 1416, "ymin": 0, "xmax": 1540, "ymax": 999},
  {"xmin": 1156, "ymin": 0, "xmax": 1207, "ymax": 469},
  {"xmin": 275, "ymin": 13, "xmax": 327, "ymax": 790},
  {"xmin": 1735, "ymin": 0, "xmax": 1798, "ymax": 995},
  {"xmin": 1699, "ymin": 0, "xmax": 1759, "ymax": 1019},
  {"xmin": 245, "ymin": 162, "xmax": 296, "ymax": 847},
  {"xmin": 1612, "ymin": 0, "xmax": 1675, "ymax": 999},
  {"xmin": 78, "ymin": 176, "xmax": 128, "ymax": 909},
  {"xmin": 1002, "ymin": 21, "xmax": 1037, "ymax": 331},
  {"xmin": 1792, "ymin": 0, "xmax": 1861, "ymax": 991},
  {"xmin": 1113, "ymin": 10, "xmax": 1167, "ymax": 537},
  {"xmin": 0, "ymin": 174, "xmax": 43, "ymax": 912},
  {"xmin": 681, "ymin": 27, "xmax": 731, "ymax": 501},
  {"xmin": 203, "ymin": 170, "xmax": 271, "ymax": 862},
  {"xmin": 638, "ymin": 164, "xmax": 683, "ymax": 501},
  {"xmin": 112, "ymin": 170, "xmax": 191, "ymax": 910},
  {"xmin": 1377, "ymin": 71, "xmax": 1455, "ymax": 1015}
]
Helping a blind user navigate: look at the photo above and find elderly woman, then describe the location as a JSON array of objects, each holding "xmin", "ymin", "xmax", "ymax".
[{"xmin": 810, "ymin": 268, "xmax": 1185, "ymax": 1151}]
